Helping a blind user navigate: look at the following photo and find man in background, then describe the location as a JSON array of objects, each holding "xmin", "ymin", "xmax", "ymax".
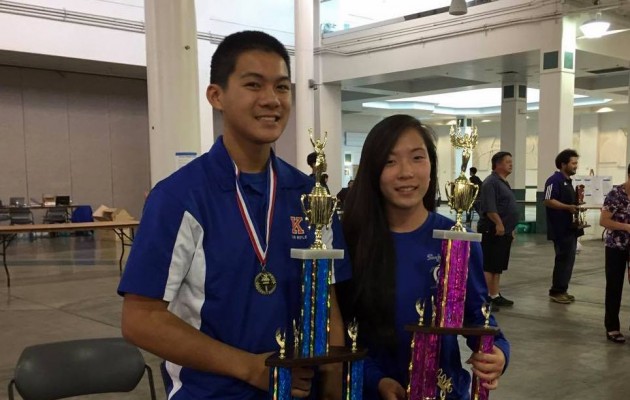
[
  {"xmin": 543, "ymin": 149, "xmax": 582, "ymax": 304},
  {"xmin": 467, "ymin": 167, "xmax": 483, "ymax": 224},
  {"xmin": 477, "ymin": 152, "xmax": 519, "ymax": 309},
  {"xmin": 336, "ymin": 179, "xmax": 354, "ymax": 208}
]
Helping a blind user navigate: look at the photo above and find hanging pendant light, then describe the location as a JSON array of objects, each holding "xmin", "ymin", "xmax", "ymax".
[
  {"xmin": 579, "ymin": 12, "xmax": 610, "ymax": 38},
  {"xmin": 449, "ymin": 0, "xmax": 468, "ymax": 16}
]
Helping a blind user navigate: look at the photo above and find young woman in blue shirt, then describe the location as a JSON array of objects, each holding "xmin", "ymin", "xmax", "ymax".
[{"xmin": 338, "ymin": 114, "xmax": 509, "ymax": 400}]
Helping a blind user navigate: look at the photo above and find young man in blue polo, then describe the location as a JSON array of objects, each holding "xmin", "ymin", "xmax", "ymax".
[
  {"xmin": 543, "ymin": 149, "xmax": 582, "ymax": 304},
  {"xmin": 118, "ymin": 31, "xmax": 350, "ymax": 399}
]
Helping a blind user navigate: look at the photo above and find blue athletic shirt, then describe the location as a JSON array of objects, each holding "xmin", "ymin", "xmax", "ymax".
[
  {"xmin": 362, "ymin": 212, "xmax": 510, "ymax": 400},
  {"xmin": 544, "ymin": 171, "xmax": 583, "ymax": 241},
  {"xmin": 118, "ymin": 136, "xmax": 351, "ymax": 399}
]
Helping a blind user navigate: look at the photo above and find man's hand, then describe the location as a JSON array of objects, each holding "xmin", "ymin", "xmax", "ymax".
[
  {"xmin": 378, "ymin": 377, "xmax": 406, "ymax": 400},
  {"xmin": 290, "ymin": 367, "xmax": 315, "ymax": 398},
  {"xmin": 467, "ymin": 345, "xmax": 506, "ymax": 390},
  {"xmin": 495, "ymin": 223, "xmax": 505, "ymax": 236},
  {"xmin": 566, "ymin": 204, "xmax": 579, "ymax": 214},
  {"xmin": 249, "ymin": 353, "xmax": 314, "ymax": 398}
]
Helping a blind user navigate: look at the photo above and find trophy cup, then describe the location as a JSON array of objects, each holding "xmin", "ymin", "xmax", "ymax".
[
  {"xmin": 405, "ymin": 120, "xmax": 499, "ymax": 400},
  {"xmin": 572, "ymin": 184, "xmax": 591, "ymax": 229},
  {"xmin": 266, "ymin": 131, "xmax": 366, "ymax": 400}
]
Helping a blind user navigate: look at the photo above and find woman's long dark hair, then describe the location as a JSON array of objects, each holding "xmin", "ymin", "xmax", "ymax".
[{"xmin": 339, "ymin": 114, "xmax": 438, "ymax": 351}]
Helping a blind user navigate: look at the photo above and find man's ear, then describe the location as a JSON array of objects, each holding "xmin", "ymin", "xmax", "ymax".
[{"xmin": 206, "ymin": 84, "xmax": 224, "ymax": 110}]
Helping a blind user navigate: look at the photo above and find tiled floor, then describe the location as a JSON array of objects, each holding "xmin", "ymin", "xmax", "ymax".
[{"xmin": 1, "ymin": 225, "xmax": 629, "ymax": 400}]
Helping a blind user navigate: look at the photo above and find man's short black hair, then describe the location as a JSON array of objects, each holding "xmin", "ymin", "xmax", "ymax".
[
  {"xmin": 210, "ymin": 31, "xmax": 291, "ymax": 88},
  {"xmin": 469, "ymin": 167, "xmax": 477, "ymax": 175},
  {"xmin": 555, "ymin": 149, "xmax": 579, "ymax": 169},
  {"xmin": 491, "ymin": 151, "xmax": 512, "ymax": 170},
  {"xmin": 307, "ymin": 152, "xmax": 317, "ymax": 168}
]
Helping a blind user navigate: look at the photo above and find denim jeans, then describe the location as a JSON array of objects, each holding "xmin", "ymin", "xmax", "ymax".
[{"xmin": 549, "ymin": 234, "xmax": 578, "ymax": 295}]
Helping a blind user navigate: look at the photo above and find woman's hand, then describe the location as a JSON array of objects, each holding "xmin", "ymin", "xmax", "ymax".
[
  {"xmin": 378, "ymin": 377, "xmax": 407, "ymax": 400},
  {"xmin": 467, "ymin": 345, "xmax": 506, "ymax": 390}
]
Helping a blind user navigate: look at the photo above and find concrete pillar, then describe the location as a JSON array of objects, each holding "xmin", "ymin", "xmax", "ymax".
[
  {"xmin": 535, "ymin": 17, "xmax": 577, "ymax": 233},
  {"xmin": 294, "ymin": 0, "xmax": 316, "ymax": 174},
  {"xmin": 501, "ymin": 81, "xmax": 527, "ymax": 220},
  {"xmin": 315, "ymin": 83, "xmax": 343, "ymax": 194},
  {"xmin": 144, "ymin": 0, "xmax": 201, "ymax": 187},
  {"xmin": 579, "ymin": 113, "xmax": 598, "ymax": 176},
  {"xmin": 197, "ymin": 41, "xmax": 215, "ymax": 153}
]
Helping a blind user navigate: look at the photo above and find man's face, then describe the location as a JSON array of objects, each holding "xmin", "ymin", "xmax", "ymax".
[
  {"xmin": 496, "ymin": 155, "xmax": 513, "ymax": 176},
  {"xmin": 207, "ymin": 50, "xmax": 291, "ymax": 146},
  {"xmin": 562, "ymin": 157, "xmax": 579, "ymax": 176}
]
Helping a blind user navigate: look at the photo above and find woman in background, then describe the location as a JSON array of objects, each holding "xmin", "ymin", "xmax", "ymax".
[
  {"xmin": 599, "ymin": 163, "xmax": 630, "ymax": 343},
  {"xmin": 338, "ymin": 114, "xmax": 509, "ymax": 399}
]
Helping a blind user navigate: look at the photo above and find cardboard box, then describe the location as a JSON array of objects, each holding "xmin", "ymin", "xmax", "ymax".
[
  {"xmin": 42, "ymin": 194, "xmax": 55, "ymax": 207},
  {"xmin": 93, "ymin": 205, "xmax": 135, "ymax": 222}
]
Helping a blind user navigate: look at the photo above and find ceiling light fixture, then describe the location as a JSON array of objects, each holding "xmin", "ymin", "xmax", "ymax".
[
  {"xmin": 449, "ymin": 0, "xmax": 468, "ymax": 16},
  {"xmin": 596, "ymin": 107, "xmax": 614, "ymax": 113},
  {"xmin": 579, "ymin": 12, "xmax": 610, "ymax": 38}
]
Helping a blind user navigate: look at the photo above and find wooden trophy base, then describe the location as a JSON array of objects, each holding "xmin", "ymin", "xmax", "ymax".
[
  {"xmin": 265, "ymin": 346, "xmax": 368, "ymax": 368},
  {"xmin": 404, "ymin": 325, "xmax": 500, "ymax": 336}
]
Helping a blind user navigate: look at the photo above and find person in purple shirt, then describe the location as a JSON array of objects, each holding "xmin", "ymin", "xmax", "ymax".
[
  {"xmin": 543, "ymin": 149, "xmax": 583, "ymax": 304},
  {"xmin": 338, "ymin": 115, "xmax": 509, "ymax": 400},
  {"xmin": 599, "ymin": 163, "xmax": 630, "ymax": 343}
]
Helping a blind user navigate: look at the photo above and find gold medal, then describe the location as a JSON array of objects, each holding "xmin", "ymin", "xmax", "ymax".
[{"xmin": 254, "ymin": 270, "xmax": 277, "ymax": 295}]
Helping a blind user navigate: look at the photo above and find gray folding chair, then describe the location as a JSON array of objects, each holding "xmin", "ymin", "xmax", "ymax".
[
  {"xmin": 9, "ymin": 207, "xmax": 34, "ymax": 225},
  {"xmin": 43, "ymin": 207, "xmax": 69, "ymax": 224},
  {"xmin": 8, "ymin": 337, "xmax": 157, "ymax": 400},
  {"xmin": 0, "ymin": 205, "xmax": 9, "ymax": 223}
]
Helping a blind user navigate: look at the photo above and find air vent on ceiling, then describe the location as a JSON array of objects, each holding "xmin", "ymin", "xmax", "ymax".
[
  {"xmin": 587, "ymin": 66, "xmax": 630, "ymax": 74},
  {"xmin": 498, "ymin": 71, "xmax": 519, "ymax": 75}
]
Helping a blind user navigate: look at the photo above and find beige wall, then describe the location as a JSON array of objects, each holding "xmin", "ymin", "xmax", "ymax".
[{"xmin": 0, "ymin": 66, "xmax": 150, "ymax": 219}]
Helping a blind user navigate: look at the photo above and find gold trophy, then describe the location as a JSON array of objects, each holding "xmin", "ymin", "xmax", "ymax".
[
  {"xmin": 267, "ymin": 130, "xmax": 365, "ymax": 400},
  {"xmin": 444, "ymin": 122, "xmax": 480, "ymax": 232},
  {"xmin": 300, "ymin": 130, "xmax": 339, "ymax": 249},
  {"xmin": 573, "ymin": 184, "xmax": 590, "ymax": 229}
]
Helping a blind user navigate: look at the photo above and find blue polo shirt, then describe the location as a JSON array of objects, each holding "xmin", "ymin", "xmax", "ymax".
[
  {"xmin": 544, "ymin": 171, "xmax": 583, "ymax": 240},
  {"xmin": 118, "ymin": 136, "xmax": 351, "ymax": 399}
]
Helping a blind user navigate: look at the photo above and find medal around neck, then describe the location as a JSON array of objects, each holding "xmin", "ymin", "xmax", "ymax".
[
  {"xmin": 232, "ymin": 161, "xmax": 277, "ymax": 296},
  {"xmin": 254, "ymin": 270, "xmax": 277, "ymax": 295},
  {"xmin": 265, "ymin": 130, "xmax": 366, "ymax": 400},
  {"xmin": 406, "ymin": 121, "xmax": 500, "ymax": 400}
]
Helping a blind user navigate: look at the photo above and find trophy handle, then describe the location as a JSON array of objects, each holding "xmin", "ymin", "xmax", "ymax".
[
  {"xmin": 444, "ymin": 183, "xmax": 452, "ymax": 208},
  {"xmin": 470, "ymin": 184, "xmax": 480, "ymax": 211},
  {"xmin": 300, "ymin": 194, "xmax": 310, "ymax": 223},
  {"xmin": 328, "ymin": 197, "xmax": 339, "ymax": 227}
]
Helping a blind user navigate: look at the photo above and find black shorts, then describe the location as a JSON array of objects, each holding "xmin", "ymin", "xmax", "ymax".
[{"xmin": 481, "ymin": 234, "xmax": 513, "ymax": 274}]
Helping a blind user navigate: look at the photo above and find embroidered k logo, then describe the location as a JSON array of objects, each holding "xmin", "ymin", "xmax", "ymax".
[{"xmin": 290, "ymin": 216, "xmax": 305, "ymax": 235}]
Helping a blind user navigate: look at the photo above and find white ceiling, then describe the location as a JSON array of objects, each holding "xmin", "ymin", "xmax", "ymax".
[{"xmin": 337, "ymin": 1, "xmax": 630, "ymax": 123}]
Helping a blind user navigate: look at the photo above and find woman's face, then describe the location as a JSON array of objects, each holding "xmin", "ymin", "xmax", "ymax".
[{"xmin": 379, "ymin": 128, "xmax": 431, "ymax": 216}]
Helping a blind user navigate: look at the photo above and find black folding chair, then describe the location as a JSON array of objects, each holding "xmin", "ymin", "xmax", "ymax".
[{"xmin": 8, "ymin": 337, "xmax": 157, "ymax": 400}]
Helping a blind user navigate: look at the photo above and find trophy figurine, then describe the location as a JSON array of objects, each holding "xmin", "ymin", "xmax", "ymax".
[
  {"xmin": 444, "ymin": 121, "xmax": 480, "ymax": 232},
  {"xmin": 266, "ymin": 130, "xmax": 365, "ymax": 400},
  {"xmin": 300, "ymin": 130, "xmax": 339, "ymax": 250},
  {"xmin": 406, "ymin": 119, "xmax": 499, "ymax": 400},
  {"xmin": 573, "ymin": 184, "xmax": 591, "ymax": 229}
]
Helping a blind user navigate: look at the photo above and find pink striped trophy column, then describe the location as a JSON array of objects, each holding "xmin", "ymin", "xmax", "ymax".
[
  {"xmin": 406, "ymin": 121, "xmax": 500, "ymax": 400},
  {"xmin": 265, "ymin": 132, "xmax": 366, "ymax": 400}
]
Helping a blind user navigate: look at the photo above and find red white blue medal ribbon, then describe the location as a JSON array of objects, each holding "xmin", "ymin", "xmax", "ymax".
[{"xmin": 233, "ymin": 161, "xmax": 278, "ymax": 294}]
